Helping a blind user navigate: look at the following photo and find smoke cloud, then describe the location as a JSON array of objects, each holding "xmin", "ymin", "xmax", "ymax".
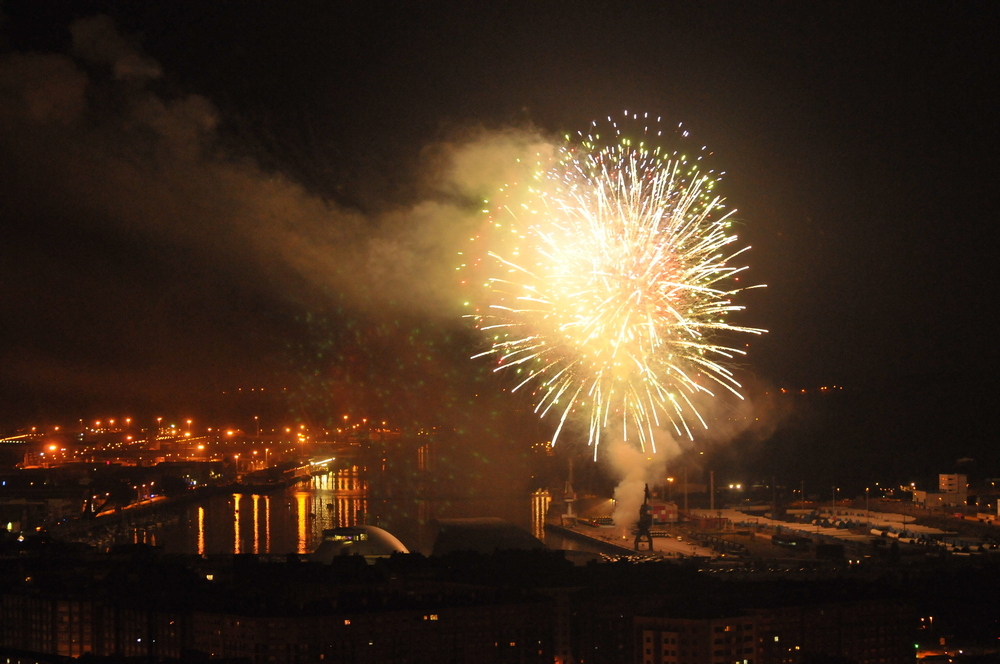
[
  {"xmin": 604, "ymin": 425, "xmax": 673, "ymax": 526},
  {"xmin": 0, "ymin": 14, "xmax": 565, "ymax": 417},
  {"xmin": 0, "ymin": 15, "xmax": 551, "ymax": 318},
  {"xmin": 603, "ymin": 380, "xmax": 785, "ymax": 528}
]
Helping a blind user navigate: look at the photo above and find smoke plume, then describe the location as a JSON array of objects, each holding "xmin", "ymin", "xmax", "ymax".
[
  {"xmin": 0, "ymin": 16, "xmax": 552, "ymax": 312},
  {"xmin": 606, "ymin": 427, "xmax": 677, "ymax": 526},
  {"xmin": 0, "ymin": 15, "xmax": 554, "ymax": 406}
]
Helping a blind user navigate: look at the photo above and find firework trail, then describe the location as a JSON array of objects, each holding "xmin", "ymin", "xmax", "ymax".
[{"xmin": 462, "ymin": 112, "xmax": 765, "ymax": 456}]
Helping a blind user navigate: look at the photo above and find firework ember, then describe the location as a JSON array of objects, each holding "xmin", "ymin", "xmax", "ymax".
[{"xmin": 463, "ymin": 113, "xmax": 765, "ymax": 455}]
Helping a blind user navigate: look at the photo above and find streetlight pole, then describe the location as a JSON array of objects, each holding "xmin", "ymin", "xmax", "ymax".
[{"xmin": 865, "ymin": 487, "xmax": 870, "ymax": 532}]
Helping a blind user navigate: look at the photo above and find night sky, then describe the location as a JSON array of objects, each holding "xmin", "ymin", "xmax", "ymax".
[{"xmin": 1, "ymin": 2, "xmax": 997, "ymax": 486}]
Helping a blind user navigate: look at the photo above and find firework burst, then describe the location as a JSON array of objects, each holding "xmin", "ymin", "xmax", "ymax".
[{"xmin": 462, "ymin": 113, "xmax": 765, "ymax": 455}]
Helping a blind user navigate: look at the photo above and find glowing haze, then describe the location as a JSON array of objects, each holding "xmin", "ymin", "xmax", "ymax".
[{"xmin": 465, "ymin": 112, "xmax": 766, "ymax": 456}]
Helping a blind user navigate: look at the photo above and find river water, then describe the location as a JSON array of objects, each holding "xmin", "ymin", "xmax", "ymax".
[{"xmin": 133, "ymin": 467, "xmax": 577, "ymax": 556}]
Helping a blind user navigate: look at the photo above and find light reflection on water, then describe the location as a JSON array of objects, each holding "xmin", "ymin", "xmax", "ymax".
[
  {"xmin": 532, "ymin": 489, "xmax": 552, "ymax": 540},
  {"xmin": 197, "ymin": 506, "xmax": 204, "ymax": 555},
  {"xmin": 233, "ymin": 493, "xmax": 241, "ymax": 554},
  {"xmin": 251, "ymin": 494, "xmax": 259, "ymax": 553},
  {"xmin": 152, "ymin": 466, "xmax": 570, "ymax": 556}
]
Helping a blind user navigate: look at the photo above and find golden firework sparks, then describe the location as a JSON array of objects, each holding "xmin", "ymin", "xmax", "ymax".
[{"xmin": 464, "ymin": 113, "xmax": 765, "ymax": 455}]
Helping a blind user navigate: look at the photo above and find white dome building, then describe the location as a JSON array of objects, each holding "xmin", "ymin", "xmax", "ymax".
[{"xmin": 311, "ymin": 525, "xmax": 408, "ymax": 563}]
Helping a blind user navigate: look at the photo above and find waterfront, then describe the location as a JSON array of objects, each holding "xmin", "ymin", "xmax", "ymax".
[{"xmin": 127, "ymin": 467, "xmax": 567, "ymax": 556}]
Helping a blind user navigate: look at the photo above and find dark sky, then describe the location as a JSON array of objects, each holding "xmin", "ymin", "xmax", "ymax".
[{"xmin": 1, "ymin": 1, "xmax": 997, "ymax": 472}]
